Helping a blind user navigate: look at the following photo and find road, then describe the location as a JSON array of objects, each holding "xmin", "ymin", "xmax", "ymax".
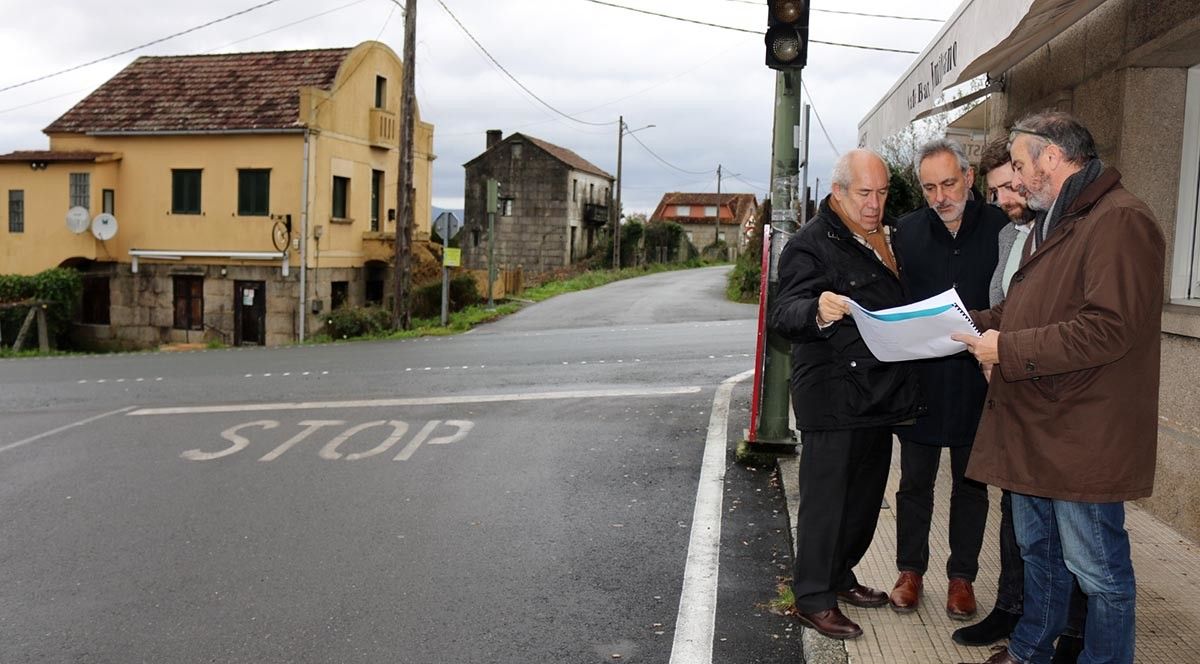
[{"xmin": 0, "ymin": 266, "xmax": 799, "ymax": 663}]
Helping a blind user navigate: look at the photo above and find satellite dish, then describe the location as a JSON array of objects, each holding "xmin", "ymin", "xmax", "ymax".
[
  {"xmin": 66, "ymin": 206, "xmax": 90, "ymax": 234},
  {"xmin": 91, "ymin": 213, "xmax": 118, "ymax": 241}
]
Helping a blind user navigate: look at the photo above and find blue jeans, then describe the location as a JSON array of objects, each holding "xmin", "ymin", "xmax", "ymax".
[{"xmin": 1009, "ymin": 494, "xmax": 1136, "ymax": 664}]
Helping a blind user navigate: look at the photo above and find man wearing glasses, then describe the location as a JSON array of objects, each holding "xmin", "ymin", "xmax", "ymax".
[{"xmin": 954, "ymin": 112, "xmax": 1164, "ymax": 664}]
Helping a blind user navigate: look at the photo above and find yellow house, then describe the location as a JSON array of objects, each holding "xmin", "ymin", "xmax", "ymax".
[{"xmin": 0, "ymin": 41, "xmax": 434, "ymax": 348}]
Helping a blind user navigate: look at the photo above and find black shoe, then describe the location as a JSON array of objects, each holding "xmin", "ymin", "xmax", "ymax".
[
  {"xmin": 1051, "ymin": 634, "xmax": 1084, "ymax": 664},
  {"xmin": 952, "ymin": 608, "xmax": 1020, "ymax": 646}
]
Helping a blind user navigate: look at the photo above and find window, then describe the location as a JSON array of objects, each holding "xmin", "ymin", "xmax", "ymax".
[
  {"xmin": 81, "ymin": 275, "xmax": 110, "ymax": 325},
  {"xmin": 705, "ymin": 205, "xmax": 718, "ymax": 217},
  {"xmin": 102, "ymin": 189, "xmax": 115, "ymax": 215},
  {"xmin": 173, "ymin": 275, "xmax": 204, "ymax": 331},
  {"xmin": 718, "ymin": 231, "xmax": 727, "ymax": 243},
  {"xmin": 331, "ymin": 281, "xmax": 349, "ymax": 310},
  {"xmin": 589, "ymin": 183, "xmax": 595, "ymax": 202},
  {"xmin": 237, "ymin": 169, "xmax": 270, "ymax": 216},
  {"xmin": 500, "ymin": 198, "xmax": 514, "ymax": 216},
  {"xmin": 572, "ymin": 179, "xmax": 578, "ymax": 201},
  {"xmin": 332, "ymin": 176, "xmax": 350, "ymax": 219},
  {"xmin": 8, "ymin": 190, "xmax": 23, "ymax": 233},
  {"xmin": 686, "ymin": 231, "xmax": 695, "ymax": 243},
  {"xmin": 365, "ymin": 264, "xmax": 386, "ymax": 305},
  {"xmin": 172, "ymin": 170, "xmax": 202, "ymax": 214},
  {"xmin": 511, "ymin": 142, "xmax": 523, "ymax": 159},
  {"xmin": 472, "ymin": 228, "xmax": 481, "ymax": 248},
  {"xmin": 1172, "ymin": 64, "xmax": 1200, "ymax": 303},
  {"xmin": 674, "ymin": 205, "xmax": 691, "ymax": 217},
  {"xmin": 375, "ymin": 76, "xmax": 387, "ymax": 108},
  {"xmin": 69, "ymin": 173, "xmax": 89, "ymax": 210},
  {"xmin": 371, "ymin": 170, "xmax": 384, "ymax": 232}
]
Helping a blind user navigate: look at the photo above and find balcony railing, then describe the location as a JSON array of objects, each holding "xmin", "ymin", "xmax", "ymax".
[
  {"xmin": 370, "ymin": 108, "xmax": 397, "ymax": 148},
  {"xmin": 584, "ymin": 203, "xmax": 609, "ymax": 225}
]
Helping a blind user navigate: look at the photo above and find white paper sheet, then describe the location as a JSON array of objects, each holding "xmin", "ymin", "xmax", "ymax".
[{"xmin": 844, "ymin": 289, "xmax": 981, "ymax": 362}]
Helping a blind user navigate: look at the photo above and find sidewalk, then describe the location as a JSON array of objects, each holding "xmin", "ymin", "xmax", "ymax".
[{"xmin": 779, "ymin": 439, "xmax": 1200, "ymax": 663}]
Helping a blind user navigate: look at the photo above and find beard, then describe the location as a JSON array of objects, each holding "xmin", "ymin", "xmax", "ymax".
[
  {"xmin": 1022, "ymin": 167, "xmax": 1054, "ymax": 210},
  {"xmin": 934, "ymin": 199, "xmax": 967, "ymax": 224},
  {"xmin": 1001, "ymin": 202, "xmax": 1028, "ymax": 222}
]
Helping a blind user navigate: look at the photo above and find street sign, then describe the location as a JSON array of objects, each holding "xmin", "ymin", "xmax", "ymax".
[
  {"xmin": 443, "ymin": 248, "xmax": 461, "ymax": 267},
  {"xmin": 433, "ymin": 211, "xmax": 462, "ymax": 241}
]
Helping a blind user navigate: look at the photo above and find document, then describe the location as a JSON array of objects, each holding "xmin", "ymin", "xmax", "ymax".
[{"xmin": 844, "ymin": 288, "xmax": 981, "ymax": 362}]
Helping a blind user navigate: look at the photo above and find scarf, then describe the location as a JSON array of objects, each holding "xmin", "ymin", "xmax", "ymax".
[
  {"xmin": 1036, "ymin": 158, "xmax": 1104, "ymax": 247},
  {"xmin": 830, "ymin": 195, "xmax": 898, "ymax": 277}
]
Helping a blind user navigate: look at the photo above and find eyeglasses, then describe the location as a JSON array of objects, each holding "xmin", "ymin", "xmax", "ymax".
[
  {"xmin": 987, "ymin": 181, "xmax": 1020, "ymax": 203},
  {"xmin": 1008, "ymin": 127, "xmax": 1053, "ymax": 141}
]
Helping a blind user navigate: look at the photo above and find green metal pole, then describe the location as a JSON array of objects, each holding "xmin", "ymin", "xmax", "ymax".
[
  {"xmin": 486, "ymin": 178, "xmax": 498, "ymax": 309},
  {"xmin": 755, "ymin": 70, "xmax": 801, "ymax": 443}
]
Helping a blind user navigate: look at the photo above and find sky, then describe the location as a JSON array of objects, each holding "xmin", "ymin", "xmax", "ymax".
[{"xmin": 0, "ymin": 0, "xmax": 964, "ymax": 216}]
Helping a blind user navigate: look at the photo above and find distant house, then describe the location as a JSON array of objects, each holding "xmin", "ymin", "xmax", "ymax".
[
  {"xmin": 460, "ymin": 131, "xmax": 614, "ymax": 275},
  {"xmin": 0, "ymin": 41, "xmax": 435, "ymax": 348},
  {"xmin": 649, "ymin": 192, "xmax": 759, "ymax": 259}
]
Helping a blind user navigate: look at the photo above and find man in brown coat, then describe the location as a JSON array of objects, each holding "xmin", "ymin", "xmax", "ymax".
[{"xmin": 954, "ymin": 111, "xmax": 1164, "ymax": 664}]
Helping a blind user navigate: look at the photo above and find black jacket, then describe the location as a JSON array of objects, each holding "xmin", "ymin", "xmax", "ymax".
[
  {"xmin": 892, "ymin": 198, "xmax": 1008, "ymax": 446},
  {"xmin": 768, "ymin": 196, "xmax": 924, "ymax": 432}
]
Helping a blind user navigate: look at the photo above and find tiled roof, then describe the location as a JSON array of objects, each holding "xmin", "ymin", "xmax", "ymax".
[
  {"xmin": 0, "ymin": 150, "xmax": 113, "ymax": 162},
  {"xmin": 650, "ymin": 192, "xmax": 759, "ymax": 226},
  {"xmin": 522, "ymin": 135, "xmax": 614, "ymax": 180},
  {"xmin": 44, "ymin": 48, "xmax": 352, "ymax": 134}
]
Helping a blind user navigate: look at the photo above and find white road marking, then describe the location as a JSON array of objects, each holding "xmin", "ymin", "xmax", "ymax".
[
  {"xmin": 126, "ymin": 386, "xmax": 704, "ymax": 416},
  {"xmin": 669, "ymin": 369, "xmax": 753, "ymax": 664},
  {"xmin": 0, "ymin": 406, "xmax": 136, "ymax": 455}
]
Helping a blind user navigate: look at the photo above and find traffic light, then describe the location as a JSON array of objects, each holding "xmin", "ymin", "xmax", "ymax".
[{"xmin": 765, "ymin": 0, "xmax": 810, "ymax": 70}]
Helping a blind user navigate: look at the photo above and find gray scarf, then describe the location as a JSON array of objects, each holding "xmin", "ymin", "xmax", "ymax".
[{"xmin": 1037, "ymin": 158, "xmax": 1104, "ymax": 246}]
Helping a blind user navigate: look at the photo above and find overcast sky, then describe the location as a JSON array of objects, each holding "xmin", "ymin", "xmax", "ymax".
[{"xmin": 0, "ymin": 0, "xmax": 963, "ymax": 215}]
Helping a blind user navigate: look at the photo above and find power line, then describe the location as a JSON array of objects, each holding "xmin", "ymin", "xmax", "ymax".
[
  {"xmin": 313, "ymin": 2, "xmax": 399, "ymax": 114},
  {"xmin": 626, "ymin": 131, "xmax": 713, "ymax": 176},
  {"xmin": 435, "ymin": 0, "xmax": 616, "ymax": 127},
  {"xmin": 208, "ymin": 0, "xmax": 374, "ymax": 52},
  {"xmin": 580, "ymin": 0, "xmax": 919, "ymax": 54},
  {"xmin": 0, "ymin": 0, "xmax": 289, "ymax": 95},
  {"xmin": 716, "ymin": 0, "xmax": 944, "ymax": 23},
  {"xmin": 801, "ymin": 78, "xmax": 840, "ymax": 156}
]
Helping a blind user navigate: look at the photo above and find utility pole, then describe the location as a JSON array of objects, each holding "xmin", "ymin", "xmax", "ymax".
[
  {"xmin": 391, "ymin": 0, "xmax": 417, "ymax": 330},
  {"xmin": 801, "ymin": 103, "xmax": 811, "ymax": 225},
  {"xmin": 713, "ymin": 164, "xmax": 722, "ymax": 257},
  {"xmin": 613, "ymin": 115, "xmax": 624, "ymax": 270}
]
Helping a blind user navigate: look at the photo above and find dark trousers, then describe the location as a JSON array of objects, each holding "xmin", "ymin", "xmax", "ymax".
[
  {"xmin": 996, "ymin": 490, "xmax": 1089, "ymax": 635},
  {"xmin": 895, "ymin": 440, "xmax": 989, "ymax": 581},
  {"xmin": 792, "ymin": 427, "xmax": 892, "ymax": 613}
]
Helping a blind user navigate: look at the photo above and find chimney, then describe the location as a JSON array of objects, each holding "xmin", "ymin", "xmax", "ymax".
[{"xmin": 486, "ymin": 130, "xmax": 502, "ymax": 150}]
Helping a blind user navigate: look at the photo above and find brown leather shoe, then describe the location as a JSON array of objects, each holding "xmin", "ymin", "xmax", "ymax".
[
  {"xmin": 793, "ymin": 607, "xmax": 864, "ymax": 640},
  {"xmin": 946, "ymin": 577, "xmax": 978, "ymax": 620},
  {"xmin": 889, "ymin": 571, "xmax": 922, "ymax": 613},
  {"xmin": 957, "ymin": 647, "xmax": 1021, "ymax": 664},
  {"xmin": 836, "ymin": 584, "xmax": 889, "ymax": 608}
]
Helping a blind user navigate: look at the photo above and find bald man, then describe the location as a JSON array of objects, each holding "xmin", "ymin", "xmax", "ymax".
[{"xmin": 769, "ymin": 149, "xmax": 925, "ymax": 640}]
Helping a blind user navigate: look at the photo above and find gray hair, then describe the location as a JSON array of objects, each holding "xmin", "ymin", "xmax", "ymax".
[
  {"xmin": 1009, "ymin": 111, "xmax": 1098, "ymax": 165},
  {"xmin": 832, "ymin": 148, "xmax": 886, "ymax": 191},
  {"xmin": 913, "ymin": 138, "xmax": 971, "ymax": 176}
]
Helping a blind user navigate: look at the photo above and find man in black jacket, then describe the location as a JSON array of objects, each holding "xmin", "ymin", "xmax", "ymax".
[
  {"xmin": 888, "ymin": 138, "xmax": 1007, "ymax": 621},
  {"xmin": 769, "ymin": 148, "xmax": 924, "ymax": 640}
]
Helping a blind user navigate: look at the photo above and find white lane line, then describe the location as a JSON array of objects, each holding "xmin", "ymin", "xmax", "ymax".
[
  {"xmin": 669, "ymin": 368, "xmax": 754, "ymax": 664},
  {"xmin": 0, "ymin": 406, "xmax": 137, "ymax": 455},
  {"xmin": 125, "ymin": 386, "xmax": 704, "ymax": 416}
]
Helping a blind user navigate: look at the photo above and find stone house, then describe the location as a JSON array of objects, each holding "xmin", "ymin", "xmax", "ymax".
[
  {"xmin": 0, "ymin": 41, "xmax": 434, "ymax": 348},
  {"xmin": 460, "ymin": 131, "xmax": 614, "ymax": 275},
  {"xmin": 648, "ymin": 192, "xmax": 759, "ymax": 259},
  {"xmin": 860, "ymin": 0, "xmax": 1200, "ymax": 540}
]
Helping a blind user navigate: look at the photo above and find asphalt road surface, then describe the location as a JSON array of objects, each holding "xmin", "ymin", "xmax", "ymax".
[{"xmin": 0, "ymin": 266, "xmax": 800, "ymax": 663}]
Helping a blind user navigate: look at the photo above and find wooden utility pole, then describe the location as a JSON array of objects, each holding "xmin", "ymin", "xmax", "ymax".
[{"xmin": 392, "ymin": 0, "xmax": 418, "ymax": 330}]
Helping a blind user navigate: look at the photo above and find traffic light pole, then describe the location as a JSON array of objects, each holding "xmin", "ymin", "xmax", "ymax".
[{"xmin": 754, "ymin": 69, "xmax": 802, "ymax": 445}]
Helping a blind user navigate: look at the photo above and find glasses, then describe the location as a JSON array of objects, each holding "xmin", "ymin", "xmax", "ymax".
[
  {"xmin": 987, "ymin": 181, "xmax": 1020, "ymax": 203},
  {"xmin": 1009, "ymin": 127, "xmax": 1053, "ymax": 141}
]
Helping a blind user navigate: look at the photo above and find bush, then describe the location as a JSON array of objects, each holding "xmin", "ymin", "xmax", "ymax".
[
  {"xmin": 323, "ymin": 306, "xmax": 392, "ymax": 339},
  {"xmin": 411, "ymin": 274, "xmax": 481, "ymax": 319},
  {"xmin": 0, "ymin": 268, "xmax": 82, "ymax": 348},
  {"xmin": 644, "ymin": 221, "xmax": 686, "ymax": 263}
]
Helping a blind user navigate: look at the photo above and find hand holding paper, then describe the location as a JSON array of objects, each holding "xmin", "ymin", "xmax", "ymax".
[{"xmin": 954, "ymin": 329, "xmax": 1000, "ymax": 365}]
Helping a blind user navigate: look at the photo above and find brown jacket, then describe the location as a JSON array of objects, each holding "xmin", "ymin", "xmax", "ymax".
[{"xmin": 968, "ymin": 168, "xmax": 1165, "ymax": 502}]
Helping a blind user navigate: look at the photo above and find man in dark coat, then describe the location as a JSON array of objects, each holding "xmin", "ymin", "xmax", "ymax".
[
  {"xmin": 769, "ymin": 149, "xmax": 924, "ymax": 640},
  {"xmin": 955, "ymin": 112, "xmax": 1164, "ymax": 664},
  {"xmin": 888, "ymin": 139, "xmax": 1007, "ymax": 621}
]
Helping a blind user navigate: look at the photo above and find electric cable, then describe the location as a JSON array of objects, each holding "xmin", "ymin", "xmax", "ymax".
[
  {"xmin": 580, "ymin": 0, "xmax": 920, "ymax": 54},
  {"xmin": 801, "ymin": 78, "xmax": 840, "ymax": 156},
  {"xmin": 716, "ymin": 0, "xmax": 944, "ymax": 22},
  {"xmin": 0, "ymin": 0, "xmax": 289, "ymax": 95},
  {"xmin": 626, "ymin": 131, "xmax": 714, "ymax": 176},
  {"xmin": 435, "ymin": 0, "xmax": 617, "ymax": 127}
]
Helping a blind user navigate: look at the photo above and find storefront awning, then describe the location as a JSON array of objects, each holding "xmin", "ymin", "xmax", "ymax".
[{"xmin": 858, "ymin": 0, "xmax": 1109, "ymax": 151}]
